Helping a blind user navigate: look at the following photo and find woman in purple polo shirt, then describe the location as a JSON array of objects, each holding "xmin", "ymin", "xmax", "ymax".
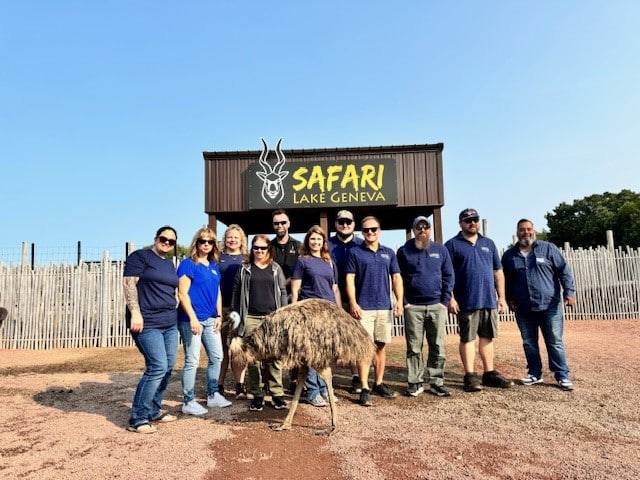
[{"xmin": 291, "ymin": 225, "xmax": 341, "ymax": 407}]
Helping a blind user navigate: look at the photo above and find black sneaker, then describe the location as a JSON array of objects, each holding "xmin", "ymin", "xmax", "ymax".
[
  {"xmin": 249, "ymin": 397, "xmax": 264, "ymax": 412},
  {"xmin": 405, "ymin": 383, "xmax": 424, "ymax": 397},
  {"xmin": 372, "ymin": 382, "xmax": 397, "ymax": 398},
  {"xmin": 350, "ymin": 375, "xmax": 362, "ymax": 394},
  {"xmin": 359, "ymin": 388, "xmax": 372, "ymax": 407},
  {"xmin": 271, "ymin": 396, "xmax": 287, "ymax": 410},
  {"xmin": 428, "ymin": 384, "xmax": 452, "ymax": 397},
  {"xmin": 463, "ymin": 373, "xmax": 483, "ymax": 392},
  {"xmin": 482, "ymin": 370, "xmax": 514, "ymax": 388},
  {"xmin": 235, "ymin": 383, "xmax": 248, "ymax": 399}
]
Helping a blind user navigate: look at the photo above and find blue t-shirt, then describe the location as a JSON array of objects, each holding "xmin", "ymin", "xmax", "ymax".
[
  {"xmin": 176, "ymin": 258, "xmax": 221, "ymax": 322},
  {"xmin": 123, "ymin": 249, "xmax": 178, "ymax": 328},
  {"xmin": 291, "ymin": 256, "xmax": 338, "ymax": 302},
  {"xmin": 445, "ymin": 232, "xmax": 502, "ymax": 311},
  {"xmin": 218, "ymin": 252, "xmax": 244, "ymax": 308},
  {"xmin": 329, "ymin": 235, "xmax": 363, "ymax": 299},
  {"xmin": 345, "ymin": 243, "xmax": 400, "ymax": 310}
]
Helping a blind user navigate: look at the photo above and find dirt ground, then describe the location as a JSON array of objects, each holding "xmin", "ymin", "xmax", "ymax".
[{"xmin": 1, "ymin": 319, "xmax": 639, "ymax": 480}]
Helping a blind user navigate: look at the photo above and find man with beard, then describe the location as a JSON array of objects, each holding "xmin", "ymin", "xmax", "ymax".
[
  {"xmin": 397, "ymin": 216, "xmax": 454, "ymax": 397},
  {"xmin": 502, "ymin": 218, "xmax": 576, "ymax": 391},
  {"xmin": 270, "ymin": 209, "xmax": 302, "ymax": 296},
  {"xmin": 445, "ymin": 208, "xmax": 514, "ymax": 392},
  {"xmin": 329, "ymin": 210, "xmax": 364, "ymax": 393}
]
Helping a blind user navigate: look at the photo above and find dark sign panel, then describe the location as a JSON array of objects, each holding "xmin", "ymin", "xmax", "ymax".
[{"xmin": 248, "ymin": 158, "xmax": 398, "ymax": 209}]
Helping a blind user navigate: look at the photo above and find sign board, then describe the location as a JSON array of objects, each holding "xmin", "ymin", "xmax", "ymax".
[{"xmin": 248, "ymin": 139, "xmax": 398, "ymax": 209}]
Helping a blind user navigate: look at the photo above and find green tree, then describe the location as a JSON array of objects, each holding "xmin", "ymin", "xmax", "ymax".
[{"xmin": 545, "ymin": 189, "xmax": 640, "ymax": 248}]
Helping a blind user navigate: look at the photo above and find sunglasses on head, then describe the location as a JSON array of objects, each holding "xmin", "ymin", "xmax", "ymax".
[
  {"xmin": 337, "ymin": 219, "xmax": 353, "ymax": 226},
  {"xmin": 197, "ymin": 239, "xmax": 215, "ymax": 245},
  {"xmin": 463, "ymin": 218, "xmax": 480, "ymax": 224},
  {"xmin": 157, "ymin": 236, "xmax": 176, "ymax": 246},
  {"xmin": 273, "ymin": 221, "xmax": 287, "ymax": 226},
  {"xmin": 252, "ymin": 245, "xmax": 269, "ymax": 251},
  {"xmin": 362, "ymin": 227, "xmax": 379, "ymax": 234}
]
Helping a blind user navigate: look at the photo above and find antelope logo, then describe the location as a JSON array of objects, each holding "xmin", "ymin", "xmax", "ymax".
[{"xmin": 256, "ymin": 137, "xmax": 289, "ymax": 204}]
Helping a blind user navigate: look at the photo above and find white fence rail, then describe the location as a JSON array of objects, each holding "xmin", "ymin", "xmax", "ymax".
[{"xmin": 1, "ymin": 246, "xmax": 639, "ymax": 349}]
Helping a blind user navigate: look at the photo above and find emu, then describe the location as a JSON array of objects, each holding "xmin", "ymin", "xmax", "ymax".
[{"xmin": 229, "ymin": 298, "xmax": 375, "ymax": 435}]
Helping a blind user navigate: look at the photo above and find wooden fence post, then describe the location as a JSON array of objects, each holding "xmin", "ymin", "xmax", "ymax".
[{"xmin": 100, "ymin": 250, "xmax": 111, "ymax": 348}]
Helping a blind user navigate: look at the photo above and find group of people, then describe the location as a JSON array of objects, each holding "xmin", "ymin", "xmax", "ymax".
[{"xmin": 122, "ymin": 207, "xmax": 576, "ymax": 433}]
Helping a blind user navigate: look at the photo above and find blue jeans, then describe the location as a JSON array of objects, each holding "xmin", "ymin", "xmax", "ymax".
[
  {"xmin": 178, "ymin": 318, "xmax": 223, "ymax": 403},
  {"xmin": 515, "ymin": 302, "xmax": 570, "ymax": 381},
  {"xmin": 304, "ymin": 367, "xmax": 328, "ymax": 401},
  {"xmin": 129, "ymin": 324, "xmax": 178, "ymax": 427}
]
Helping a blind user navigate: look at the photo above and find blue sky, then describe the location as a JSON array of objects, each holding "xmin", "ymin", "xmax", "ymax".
[{"xmin": 1, "ymin": 1, "xmax": 638, "ymax": 262}]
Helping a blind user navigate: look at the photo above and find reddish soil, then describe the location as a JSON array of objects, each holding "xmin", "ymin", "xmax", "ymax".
[{"xmin": 1, "ymin": 320, "xmax": 639, "ymax": 480}]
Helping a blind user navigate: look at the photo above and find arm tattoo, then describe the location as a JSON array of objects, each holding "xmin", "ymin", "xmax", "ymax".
[{"xmin": 123, "ymin": 277, "xmax": 140, "ymax": 312}]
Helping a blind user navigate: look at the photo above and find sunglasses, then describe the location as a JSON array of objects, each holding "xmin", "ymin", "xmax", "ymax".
[
  {"xmin": 463, "ymin": 218, "xmax": 480, "ymax": 224},
  {"xmin": 157, "ymin": 236, "xmax": 176, "ymax": 246},
  {"xmin": 273, "ymin": 221, "xmax": 287, "ymax": 226},
  {"xmin": 415, "ymin": 225, "xmax": 430, "ymax": 231},
  {"xmin": 362, "ymin": 227, "xmax": 379, "ymax": 234},
  {"xmin": 197, "ymin": 239, "xmax": 215, "ymax": 245},
  {"xmin": 252, "ymin": 245, "xmax": 269, "ymax": 251},
  {"xmin": 337, "ymin": 219, "xmax": 353, "ymax": 226}
]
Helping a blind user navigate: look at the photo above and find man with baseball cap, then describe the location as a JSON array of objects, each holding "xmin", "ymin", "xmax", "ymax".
[
  {"xmin": 445, "ymin": 208, "xmax": 514, "ymax": 392},
  {"xmin": 329, "ymin": 209, "xmax": 364, "ymax": 393},
  {"xmin": 397, "ymin": 216, "xmax": 454, "ymax": 397}
]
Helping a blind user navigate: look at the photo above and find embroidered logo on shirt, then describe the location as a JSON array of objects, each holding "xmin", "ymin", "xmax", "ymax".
[
  {"xmin": 481, "ymin": 246, "xmax": 491, "ymax": 253},
  {"xmin": 536, "ymin": 257, "xmax": 546, "ymax": 264},
  {"xmin": 429, "ymin": 253, "xmax": 441, "ymax": 259}
]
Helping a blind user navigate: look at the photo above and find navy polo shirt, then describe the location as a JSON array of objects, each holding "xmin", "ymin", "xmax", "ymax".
[{"xmin": 346, "ymin": 243, "xmax": 400, "ymax": 310}]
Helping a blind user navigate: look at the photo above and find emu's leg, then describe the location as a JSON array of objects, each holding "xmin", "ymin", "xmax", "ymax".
[
  {"xmin": 271, "ymin": 366, "xmax": 308, "ymax": 431},
  {"xmin": 317, "ymin": 367, "xmax": 337, "ymax": 436}
]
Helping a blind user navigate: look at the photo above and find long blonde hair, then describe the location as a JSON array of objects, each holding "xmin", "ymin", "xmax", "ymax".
[
  {"xmin": 187, "ymin": 227, "xmax": 219, "ymax": 263},
  {"xmin": 222, "ymin": 224, "xmax": 248, "ymax": 255}
]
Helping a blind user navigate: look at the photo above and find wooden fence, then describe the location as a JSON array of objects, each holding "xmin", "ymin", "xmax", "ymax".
[{"xmin": 1, "ymin": 246, "xmax": 639, "ymax": 349}]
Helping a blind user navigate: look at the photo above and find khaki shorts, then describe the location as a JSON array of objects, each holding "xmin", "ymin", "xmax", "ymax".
[
  {"xmin": 360, "ymin": 310, "xmax": 393, "ymax": 344},
  {"xmin": 457, "ymin": 309, "xmax": 499, "ymax": 342}
]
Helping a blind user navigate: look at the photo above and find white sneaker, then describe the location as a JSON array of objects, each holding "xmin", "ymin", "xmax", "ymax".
[
  {"xmin": 207, "ymin": 392, "xmax": 232, "ymax": 408},
  {"xmin": 182, "ymin": 400, "xmax": 208, "ymax": 416},
  {"xmin": 520, "ymin": 374, "xmax": 543, "ymax": 386}
]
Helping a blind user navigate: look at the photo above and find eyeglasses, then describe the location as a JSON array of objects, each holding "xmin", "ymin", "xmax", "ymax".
[
  {"xmin": 362, "ymin": 227, "xmax": 379, "ymax": 234},
  {"xmin": 273, "ymin": 221, "xmax": 287, "ymax": 226},
  {"xmin": 463, "ymin": 218, "xmax": 480, "ymax": 224},
  {"xmin": 414, "ymin": 225, "xmax": 430, "ymax": 231},
  {"xmin": 337, "ymin": 219, "xmax": 353, "ymax": 226},
  {"xmin": 252, "ymin": 245, "xmax": 269, "ymax": 251},
  {"xmin": 157, "ymin": 236, "xmax": 176, "ymax": 246},
  {"xmin": 197, "ymin": 239, "xmax": 215, "ymax": 245}
]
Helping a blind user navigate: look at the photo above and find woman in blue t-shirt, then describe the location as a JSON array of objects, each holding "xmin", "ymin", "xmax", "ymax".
[
  {"xmin": 177, "ymin": 227, "xmax": 232, "ymax": 416},
  {"xmin": 291, "ymin": 225, "xmax": 341, "ymax": 407},
  {"xmin": 123, "ymin": 226, "xmax": 179, "ymax": 434}
]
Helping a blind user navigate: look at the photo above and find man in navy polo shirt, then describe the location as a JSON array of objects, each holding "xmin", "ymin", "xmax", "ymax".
[
  {"xmin": 346, "ymin": 216, "xmax": 404, "ymax": 406},
  {"xmin": 445, "ymin": 208, "xmax": 514, "ymax": 392},
  {"xmin": 329, "ymin": 209, "xmax": 364, "ymax": 393}
]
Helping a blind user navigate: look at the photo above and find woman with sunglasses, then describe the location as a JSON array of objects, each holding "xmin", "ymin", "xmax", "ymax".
[
  {"xmin": 177, "ymin": 227, "xmax": 232, "ymax": 416},
  {"xmin": 231, "ymin": 234, "xmax": 288, "ymax": 412},
  {"xmin": 123, "ymin": 226, "xmax": 180, "ymax": 434},
  {"xmin": 290, "ymin": 225, "xmax": 341, "ymax": 407},
  {"xmin": 217, "ymin": 224, "xmax": 249, "ymax": 399}
]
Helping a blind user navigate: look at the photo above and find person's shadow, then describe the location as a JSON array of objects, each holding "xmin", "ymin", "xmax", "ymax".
[{"xmin": 32, "ymin": 372, "xmax": 151, "ymax": 428}]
